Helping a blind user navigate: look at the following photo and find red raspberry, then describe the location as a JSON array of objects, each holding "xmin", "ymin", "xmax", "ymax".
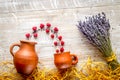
[
  {"xmin": 50, "ymin": 34, "xmax": 54, "ymax": 39},
  {"xmin": 54, "ymin": 27, "xmax": 59, "ymax": 33},
  {"xmin": 40, "ymin": 23, "xmax": 44, "ymax": 29},
  {"xmin": 60, "ymin": 47, "xmax": 64, "ymax": 52},
  {"xmin": 32, "ymin": 26, "xmax": 37, "ymax": 31},
  {"xmin": 58, "ymin": 36, "xmax": 62, "ymax": 41},
  {"xmin": 46, "ymin": 29, "xmax": 50, "ymax": 34},
  {"xmin": 56, "ymin": 49, "xmax": 59, "ymax": 53},
  {"xmin": 61, "ymin": 41, "xmax": 65, "ymax": 46},
  {"xmin": 33, "ymin": 33, "xmax": 38, "ymax": 38},
  {"xmin": 46, "ymin": 23, "xmax": 51, "ymax": 28},
  {"xmin": 25, "ymin": 33, "xmax": 31, "ymax": 38},
  {"xmin": 54, "ymin": 41, "xmax": 58, "ymax": 46}
]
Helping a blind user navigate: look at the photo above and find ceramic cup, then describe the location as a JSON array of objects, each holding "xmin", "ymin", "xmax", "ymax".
[{"xmin": 54, "ymin": 51, "xmax": 78, "ymax": 70}]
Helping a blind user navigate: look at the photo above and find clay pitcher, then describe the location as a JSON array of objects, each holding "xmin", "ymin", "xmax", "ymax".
[
  {"xmin": 10, "ymin": 40, "xmax": 38, "ymax": 75},
  {"xmin": 54, "ymin": 51, "xmax": 78, "ymax": 70}
]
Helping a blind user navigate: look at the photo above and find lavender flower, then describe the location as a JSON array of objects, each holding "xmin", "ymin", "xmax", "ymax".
[{"xmin": 77, "ymin": 12, "xmax": 119, "ymax": 70}]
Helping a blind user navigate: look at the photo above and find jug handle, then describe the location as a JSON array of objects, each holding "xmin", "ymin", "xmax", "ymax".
[
  {"xmin": 10, "ymin": 43, "xmax": 21, "ymax": 57},
  {"xmin": 70, "ymin": 54, "xmax": 78, "ymax": 65}
]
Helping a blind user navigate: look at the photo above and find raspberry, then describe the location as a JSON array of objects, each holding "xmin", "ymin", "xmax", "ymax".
[
  {"xmin": 32, "ymin": 26, "xmax": 37, "ymax": 31},
  {"xmin": 56, "ymin": 49, "xmax": 59, "ymax": 53},
  {"xmin": 54, "ymin": 27, "xmax": 59, "ymax": 33},
  {"xmin": 60, "ymin": 47, "xmax": 64, "ymax": 52},
  {"xmin": 25, "ymin": 33, "xmax": 31, "ymax": 38},
  {"xmin": 50, "ymin": 34, "xmax": 54, "ymax": 39},
  {"xmin": 46, "ymin": 29, "xmax": 50, "ymax": 34},
  {"xmin": 61, "ymin": 41, "xmax": 65, "ymax": 46},
  {"xmin": 46, "ymin": 23, "xmax": 51, "ymax": 28},
  {"xmin": 33, "ymin": 33, "xmax": 38, "ymax": 38},
  {"xmin": 58, "ymin": 36, "xmax": 62, "ymax": 41},
  {"xmin": 54, "ymin": 41, "xmax": 58, "ymax": 46},
  {"xmin": 40, "ymin": 23, "xmax": 44, "ymax": 29}
]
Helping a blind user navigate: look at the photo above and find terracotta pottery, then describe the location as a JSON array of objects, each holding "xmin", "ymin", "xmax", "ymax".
[
  {"xmin": 10, "ymin": 40, "xmax": 38, "ymax": 75},
  {"xmin": 54, "ymin": 51, "xmax": 78, "ymax": 70}
]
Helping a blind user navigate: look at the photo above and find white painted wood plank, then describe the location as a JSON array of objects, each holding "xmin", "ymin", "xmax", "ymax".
[{"xmin": 0, "ymin": 0, "xmax": 120, "ymax": 69}]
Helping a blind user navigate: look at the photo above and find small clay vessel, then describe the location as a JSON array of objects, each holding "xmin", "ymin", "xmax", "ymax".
[
  {"xmin": 54, "ymin": 51, "xmax": 78, "ymax": 70},
  {"xmin": 10, "ymin": 40, "xmax": 38, "ymax": 75}
]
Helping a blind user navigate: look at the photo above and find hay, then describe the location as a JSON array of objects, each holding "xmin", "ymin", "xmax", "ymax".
[{"xmin": 0, "ymin": 58, "xmax": 120, "ymax": 80}]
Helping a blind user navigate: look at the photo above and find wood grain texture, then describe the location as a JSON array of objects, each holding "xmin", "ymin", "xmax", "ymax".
[{"xmin": 0, "ymin": 0, "xmax": 120, "ymax": 69}]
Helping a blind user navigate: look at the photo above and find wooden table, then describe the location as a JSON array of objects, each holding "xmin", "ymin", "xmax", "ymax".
[{"xmin": 0, "ymin": 0, "xmax": 120, "ymax": 69}]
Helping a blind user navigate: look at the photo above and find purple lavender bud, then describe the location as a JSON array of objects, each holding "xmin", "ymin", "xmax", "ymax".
[{"xmin": 77, "ymin": 12, "xmax": 112, "ymax": 56}]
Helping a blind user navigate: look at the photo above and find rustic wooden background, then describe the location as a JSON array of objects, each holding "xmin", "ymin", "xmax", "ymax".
[{"xmin": 0, "ymin": 0, "xmax": 120, "ymax": 69}]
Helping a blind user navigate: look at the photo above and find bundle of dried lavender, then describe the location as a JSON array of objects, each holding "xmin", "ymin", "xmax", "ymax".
[{"xmin": 77, "ymin": 12, "xmax": 119, "ymax": 70}]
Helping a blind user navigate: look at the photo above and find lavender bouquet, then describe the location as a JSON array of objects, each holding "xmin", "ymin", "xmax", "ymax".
[{"xmin": 77, "ymin": 12, "xmax": 119, "ymax": 70}]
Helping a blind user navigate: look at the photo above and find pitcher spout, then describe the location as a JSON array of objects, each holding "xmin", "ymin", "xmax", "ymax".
[{"xmin": 20, "ymin": 40, "xmax": 37, "ymax": 45}]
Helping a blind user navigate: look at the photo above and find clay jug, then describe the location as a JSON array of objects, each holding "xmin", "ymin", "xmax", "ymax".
[
  {"xmin": 54, "ymin": 51, "xmax": 78, "ymax": 70},
  {"xmin": 10, "ymin": 40, "xmax": 38, "ymax": 75}
]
